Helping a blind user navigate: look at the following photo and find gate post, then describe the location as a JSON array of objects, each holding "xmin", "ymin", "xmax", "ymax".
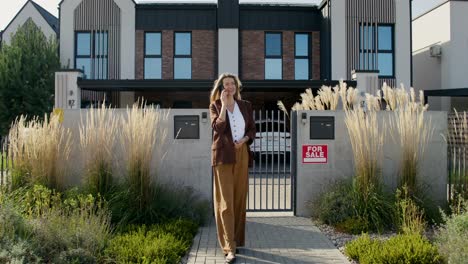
[{"xmin": 55, "ymin": 70, "xmax": 83, "ymax": 109}]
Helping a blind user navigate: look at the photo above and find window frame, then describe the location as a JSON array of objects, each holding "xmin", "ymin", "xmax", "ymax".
[
  {"xmin": 173, "ymin": 31, "xmax": 192, "ymax": 79},
  {"xmin": 294, "ymin": 32, "xmax": 311, "ymax": 80},
  {"xmin": 264, "ymin": 32, "xmax": 283, "ymax": 80},
  {"xmin": 144, "ymin": 31, "xmax": 162, "ymax": 79},
  {"xmin": 358, "ymin": 23, "xmax": 395, "ymax": 78},
  {"xmin": 74, "ymin": 31, "xmax": 109, "ymax": 80}
]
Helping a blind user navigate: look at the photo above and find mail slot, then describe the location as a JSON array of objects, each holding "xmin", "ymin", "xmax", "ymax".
[
  {"xmin": 174, "ymin": 115, "xmax": 199, "ymax": 139},
  {"xmin": 310, "ymin": 116, "xmax": 334, "ymax": 139}
]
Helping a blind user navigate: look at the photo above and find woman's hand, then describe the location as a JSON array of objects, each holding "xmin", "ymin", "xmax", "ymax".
[
  {"xmin": 220, "ymin": 89, "xmax": 228, "ymax": 106},
  {"xmin": 234, "ymin": 136, "xmax": 248, "ymax": 149}
]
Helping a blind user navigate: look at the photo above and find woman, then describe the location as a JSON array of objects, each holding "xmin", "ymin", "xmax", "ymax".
[{"xmin": 209, "ymin": 73, "xmax": 256, "ymax": 263}]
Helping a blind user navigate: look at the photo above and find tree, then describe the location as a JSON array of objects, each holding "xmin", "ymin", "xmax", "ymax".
[{"xmin": 0, "ymin": 19, "xmax": 60, "ymax": 135}]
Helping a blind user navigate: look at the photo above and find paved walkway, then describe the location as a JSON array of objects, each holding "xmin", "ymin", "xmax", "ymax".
[{"xmin": 185, "ymin": 217, "xmax": 350, "ymax": 264}]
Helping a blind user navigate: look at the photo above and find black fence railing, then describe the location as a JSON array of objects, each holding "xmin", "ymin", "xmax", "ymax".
[{"xmin": 448, "ymin": 145, "xmax": 468, "ymax": 202}]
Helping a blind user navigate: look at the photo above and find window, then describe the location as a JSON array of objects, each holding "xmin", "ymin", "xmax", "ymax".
[
  {"xmin": 359, "ymin": 24, "xmax": 394, "ymax": 78},
  {"xmin": 75, "ymin": 31, "xmax": 108, "ymax": 79},
  {"xmin": 174, "ymin": 32, "xmax": 191, "ymax": 79},
  {"xmin": 295, "ymin": 33, "xmax": 310, "ymax": 80},
  {"xmin": 144, "ymin": 32, "xmax": 162, "ymax": 79},
  {"xmin": 265, "ymin": 32, "xmax": 282, "ymax": 80}
]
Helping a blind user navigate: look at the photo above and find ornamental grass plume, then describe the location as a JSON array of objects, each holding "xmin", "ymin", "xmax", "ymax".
[
  {"xmin": 387, "ymin": 85, "xmax": 433, "ymax": 194},
  {"xmin": 120, "ymin": 101, "xmax": 169, "ymax": 212},
  {"xmin": 8, "ymin": 114, "xmax": 71, "ymax": 190},
  {"xmin": 79, "ymin": 102, "xmax": 118, "ymax": 196},
  {"xmin": 344, "ymin": 95, "xmax": 385, "ymax": 192}
]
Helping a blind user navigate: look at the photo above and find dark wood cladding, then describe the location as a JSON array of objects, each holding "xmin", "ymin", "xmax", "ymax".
[
  {"xmin": 240, "ymin": 6, "xmax": 321, "ymax": 31},
  {"xmin": 218, "ymin": 0, "xmax": 239, "ymax": 28},
  {"xmin": 346, "ymin": 0, "xmax": 396, "ymax": 80},
  {"xmin": 136, "ymin": 5, "xmax": 217, "ymax": 30}
]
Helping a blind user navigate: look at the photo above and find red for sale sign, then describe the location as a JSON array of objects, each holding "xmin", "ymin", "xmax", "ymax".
[{"xmin": 303, "ymin": 145, "xmax": 328, "ymax": 163}]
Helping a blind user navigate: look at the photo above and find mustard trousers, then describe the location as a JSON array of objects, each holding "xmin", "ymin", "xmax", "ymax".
[{"xmin": 213, "ymin": 143, "xmax": 249, "ymax": 254}]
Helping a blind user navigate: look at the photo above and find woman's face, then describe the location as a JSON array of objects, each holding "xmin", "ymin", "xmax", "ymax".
[{"xmin": 222, "ymin": 77, "xmax": 237, "ymax": 96}]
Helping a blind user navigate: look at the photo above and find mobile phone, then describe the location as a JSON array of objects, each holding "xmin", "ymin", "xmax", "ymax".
[{"xmin": 219, "ymin": 86, "xmax": 224, "ymax": 92}]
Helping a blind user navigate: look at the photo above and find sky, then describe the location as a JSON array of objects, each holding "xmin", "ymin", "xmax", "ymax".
[{"xmin": 0, "ymin": 0, "xmax": 447, "ymax": 31}]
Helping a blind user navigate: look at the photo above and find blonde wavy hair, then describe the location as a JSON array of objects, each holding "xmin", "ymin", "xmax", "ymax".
[{"xmin": 210, "ymin": 73, "xmax": 242, "ymax": 103}]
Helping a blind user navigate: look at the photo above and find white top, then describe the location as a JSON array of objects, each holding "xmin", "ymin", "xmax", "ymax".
[{"xmin": 227, "ymin": 102, "xmax": 246, "ymax": 143}]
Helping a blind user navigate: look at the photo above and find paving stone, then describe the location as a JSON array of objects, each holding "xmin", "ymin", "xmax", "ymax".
[{"xmin": 182, "ymin": 217, "xmax": 350, "ymax": 264}]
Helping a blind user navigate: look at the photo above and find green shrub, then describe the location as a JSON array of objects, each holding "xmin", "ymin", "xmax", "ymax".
[
  {"xmin": 310, "ymin": 179, "xmax": 394, "ymax": 233},
  {"xmin": 345, "ymin": 233, "xmax": 441, "ymax": 264},
  {"xmin": 4, "ymin": 185, "xmax": 112, "ymax": 263},
  {"xmin": 309, "ymin": 180, "xmax": 354, "ymax": 225},
  {"xmin": 435, "ymin": 203, "xmax": 468, "ymax": 264},
  {"xmin": 105, "ymin": 219, "xmax": 198, "ymax": 264},
  {"xmin": 335, "ymin": 217, "xmax": 369, "ymax": 235},
  {"xmin": 109, "ymin": 183, "xmax": 209, "ymax": 227},
  {"xmin": 395, "ymin": 186, "xmax": 426, "ymax": 235}
]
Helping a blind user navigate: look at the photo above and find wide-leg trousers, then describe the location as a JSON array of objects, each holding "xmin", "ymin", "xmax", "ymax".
[{"xmin": 213, "ymin": 143, "xmax": 249, "ymax": 254}]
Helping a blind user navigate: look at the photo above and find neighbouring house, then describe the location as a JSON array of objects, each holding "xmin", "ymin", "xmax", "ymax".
[
  {"xmin": 56, "ymin": 0, "xmax": 412, "ymax": 110},
  {"xmin": 413, "ymin": 0, "xmax": 468, "ymax": 111},
  {"xmin": 1, "ymin": 0, "xmax": 58, "ymax": 46}
]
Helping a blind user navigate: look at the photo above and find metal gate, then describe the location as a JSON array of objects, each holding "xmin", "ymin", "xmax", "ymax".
[{"xmin": 247, "ymin": 110, "xmax": 295, "ymax": 212}]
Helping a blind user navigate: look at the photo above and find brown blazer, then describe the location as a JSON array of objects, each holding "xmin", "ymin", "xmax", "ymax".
[{"xmin": 210, "ymin": 99, "xmax": 256, "ymax": 167}]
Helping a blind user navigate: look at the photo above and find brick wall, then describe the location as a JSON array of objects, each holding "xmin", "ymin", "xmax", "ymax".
[
  {"xmin": 312, "ymin": 31, "xmax": 320, "ymax": 80},
  {"xmin": 241, "ymin": 30, "xmax": 321, "ymax": 81},
  {"xmin": 135, "ymin": 30, "xmax": 144, "ymax": 79},
  {"xmin": 162, "ymin": 30, "xmax": 174, "ymax": 80},
  {"xmin": 135, "ymin": 30, "xmax": 216, "ymax": 80},
  {"xmin": 241, "ymin": 31, "xmax": 265, "ymax": 80},
  {"xmin": 192, "ymin": 30, "xmax": 216, "ymax": 80}
]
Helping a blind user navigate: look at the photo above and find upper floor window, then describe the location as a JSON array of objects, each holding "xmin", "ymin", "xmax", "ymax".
[
  {"xmin": 75, "ymin": 31, "xmax": 108, "ymax": 79},
  {"xmin": 295, "ymin": 33, "xmax": 310, "ymax": 80},
  {"xmin": 359, "ymin": 24, "xmax": 394, "ymax": 78},
  {"xmin": 144, "ymin": 32, "xmax": 162, "ymax": 79},
  {"xmin": 174, "ymin": 32, "xmax": 191, "ymax": 79},
  {"xmin": 265, "ymin": 32, "xmax": 282, "ymax": 80}
]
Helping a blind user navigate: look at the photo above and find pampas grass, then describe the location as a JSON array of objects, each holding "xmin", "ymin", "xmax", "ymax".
[
  {"xmin": 344, "ymin": 96, "xmax": 384, "ymax": 191},
  {"xmin": 387, "ymin": 86, "xmax": 433, "ymax": 194},
  {"xmin": 8, "ymin": 114, "xmax": 71, "ymax": 190},
  {"xmin": 79, "ymin": 102, "xmax": 118, "ymax": 196},
  {"xmin": 120, "ymin": 101, "xmax": 169, "ymax": 212}
]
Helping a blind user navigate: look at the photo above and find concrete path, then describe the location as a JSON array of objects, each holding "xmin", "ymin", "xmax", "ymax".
[{"xmin": 185, "ymin": 217, "xmax": 350, "ymax": 264}]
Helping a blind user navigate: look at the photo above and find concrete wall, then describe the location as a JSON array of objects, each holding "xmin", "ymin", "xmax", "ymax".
[
  {"xmin": 2, "ymin": 2, "xmax": 56, "ymax": 45},
  {"xmin": 61, "ymin": 108, "xmax": 213, "ymax": 201},
  {"xmin": 294, "ymin": 110, "xmax": 447, "ymax": 217}
]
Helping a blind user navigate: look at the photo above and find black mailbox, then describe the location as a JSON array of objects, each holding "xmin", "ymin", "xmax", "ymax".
[
  {"xmin": 310, "ymin": 116, "xmax": 334, "ymax": 139},
  {"xmin": 174, "ymin": 115, "xmax": 199, "ymax": 139}
]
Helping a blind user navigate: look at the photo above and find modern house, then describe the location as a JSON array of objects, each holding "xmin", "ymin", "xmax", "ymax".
[
  {"xmin": 56, "ymin": 0, "xmax": 412, "ymax": 110},
  {"xmin": 1, "ymin": 0, "xmax": 58, "ymax": 46},
  {"xmin": 413, "ymin": 0, "xmax": 468, "ymax": 111}
]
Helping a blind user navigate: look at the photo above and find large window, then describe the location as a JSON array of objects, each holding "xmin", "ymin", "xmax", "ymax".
[
  {"xmin": 75, "ymin": 31, "xmax": 108, "ymax": 79},
  {"xmin": 265, "ymin": 32, "xmax": 282, "ymax": 80},
  {"xmin": 144, "ymin": 32, "xmax": 162, "ymax": 79},
  {"xmin": 359, "ymin": 24, "xmax": 394, "ymax": 78},
  {"xmin": 174, "ymin": 32, "xmax": 191, "ymax": 79},
  {"xmin": 295, "ymin": 33, "xmax": 310, "ymax": 80}
]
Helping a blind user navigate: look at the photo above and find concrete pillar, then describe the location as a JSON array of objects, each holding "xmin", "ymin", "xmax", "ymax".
[
  {"xmin": 352, "ymin": 70, "xmax": 380, "ymax": 95},
  {"xmin": 330, "ymin": 0, "xmax": 347, "ymax": 80},
  {"xmin": 55, "ymin": 70, "xmax": 83, "ymax": 109},
  {"xmin": 218, "ymin": 29, "xmax": 239, "ymax": 75},
  {"xmin": 395, "ymin": 0, "xmax": 412, "ymax": 87}
]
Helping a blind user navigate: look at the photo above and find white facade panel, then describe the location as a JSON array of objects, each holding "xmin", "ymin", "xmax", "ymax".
[
  {"xmin": 60, "ymin": 0, "xmax": 82, "ymax": 69},
  {"xmin": 218, "ymin": 29, "xmax": 239, "ymax": 75},
  {"xmin": 395, "ymin": 0, "xmax": 411, "ymax": 88},
  {"xmin": 331, "ymin": 0, "xmax": 347, "ymax": 80}
]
